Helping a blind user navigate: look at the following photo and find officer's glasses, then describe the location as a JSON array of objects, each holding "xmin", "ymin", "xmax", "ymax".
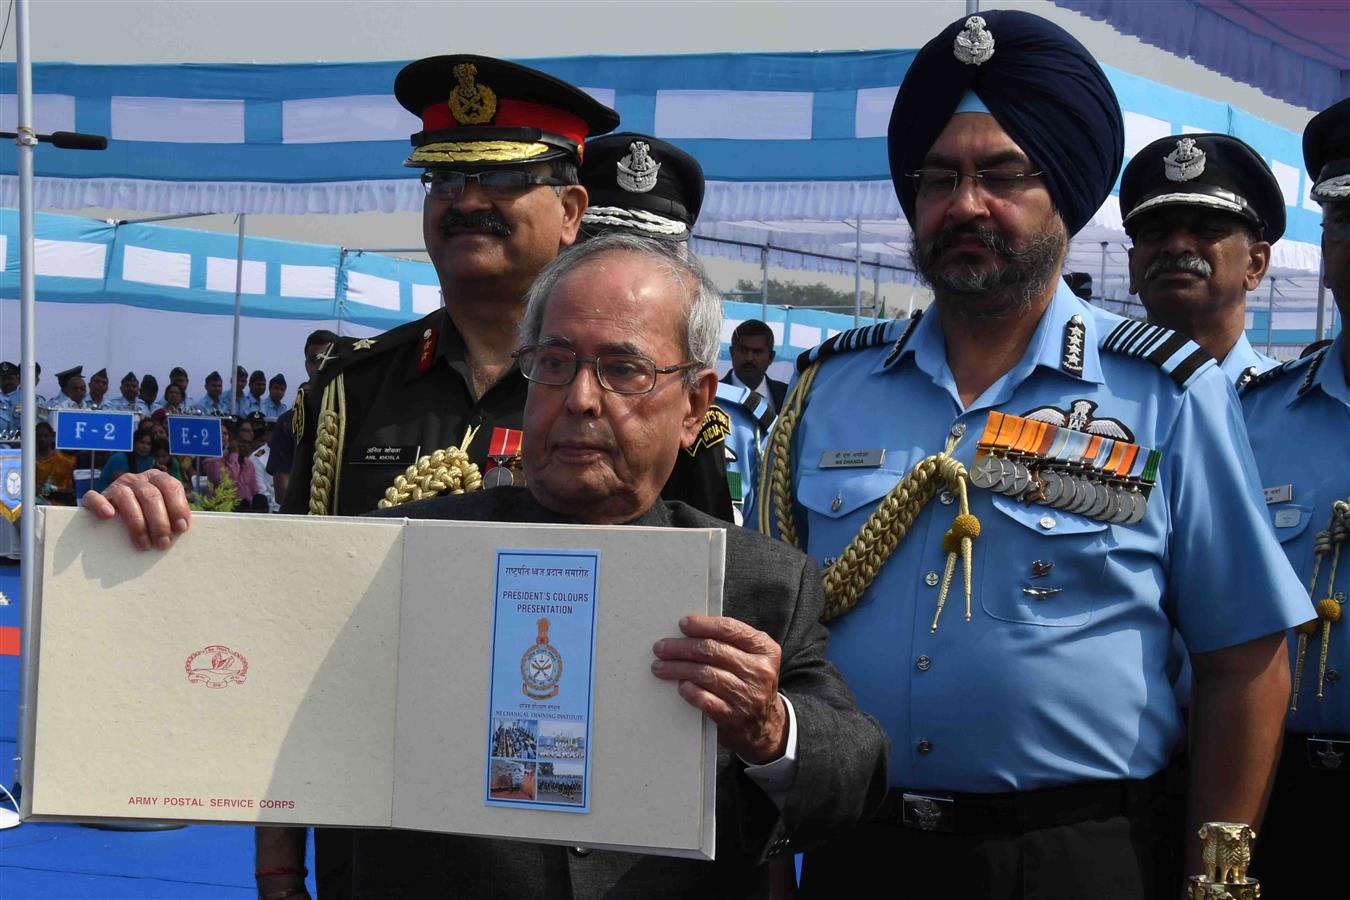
[
  {"xmin": 908, "ymin": 168, "xmax": 1045, "ymax": 200},
  {"xmin": 421, "ymin": 170, "xmax": 571, "ymax": 201},
  {"xmin": 513, "ymin": 345, "xmax": 698, "ymax": 395}
]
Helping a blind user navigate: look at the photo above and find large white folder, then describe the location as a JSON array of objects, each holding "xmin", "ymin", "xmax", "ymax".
[{"xmin": 21, "ymin": 507, "xmax": 724, "ymax": 859}]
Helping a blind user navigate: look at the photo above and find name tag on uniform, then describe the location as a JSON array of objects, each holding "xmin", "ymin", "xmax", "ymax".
[
  {"xmin": 352, "ymin": 445, "xmax": 420, "ymax": 466},
  {"xmin": 1263, "ymin": 483, "xmax": 1293, "ymax": 505},
  {"xmin": 819, "ymin": 449, "xmax": 886, "ymax": 469}
]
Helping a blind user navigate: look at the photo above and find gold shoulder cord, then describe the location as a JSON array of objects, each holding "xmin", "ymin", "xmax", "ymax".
[
  {"xmin": 378, "ymin": 425, "xmax": 484, "ymax": 509},
  {"xmin": 308, "ymin": 374, "xmax": 346, "ymax": 516},
  {"xmin": 758, "ymin": 361, "xmax": 980, "ymax": 625},
  {"xmin": 1291, "ymin": 497, "xmax": 1350, "ymax": 712}
]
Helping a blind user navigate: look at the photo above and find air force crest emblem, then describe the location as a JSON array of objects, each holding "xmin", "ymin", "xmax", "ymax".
[
  {"xmin": 953, "ymin": 16, "xmax": 995, "ymax": 66},
  {"xmin": 1164, "ymin": 138, "xmax": 1206, "ymax": 182},
  {"xmin": 448, "ymin": 62, "xmax": 498, "ymax": 125},
  {"xmin": 616, "ymin": 140, "xmax": 661, "ymax": 193},
  {"xmin": 1022, "ymin": 399, "xmax": 1135, "ymax": 442},
  {"xmin": 522, "ymin": 617, "xmax": 563, "ymax": 700}
]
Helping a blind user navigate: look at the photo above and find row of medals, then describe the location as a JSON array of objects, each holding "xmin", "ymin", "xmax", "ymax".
[
  {"xmin": 483, "ymin": 454, "xmax": 525, "ymax": 489},
  {"xmin": 968, "ymin": 445, "xmax": 1151, "ymax": 525}
]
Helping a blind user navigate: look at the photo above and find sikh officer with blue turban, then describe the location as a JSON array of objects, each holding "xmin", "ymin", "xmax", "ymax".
[
  {"xmin": 752, "ymin": 11, "xmax": 1310, "ymax": 898},
  {"xmin": 1239, "ymin": 96, "xmax": 1350, "ymax": 897}
]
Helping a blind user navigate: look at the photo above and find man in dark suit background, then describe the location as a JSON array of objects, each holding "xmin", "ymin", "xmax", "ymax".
[
  {"xmin": 723, "ymin": 319, "xmax": 788, "ymax": 415},
  {"xmin": 87, "ymin": 231, "xmax": 888, "ymax": 899}
]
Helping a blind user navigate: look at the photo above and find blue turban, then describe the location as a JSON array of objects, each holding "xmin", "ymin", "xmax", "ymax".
[{"xmin": 888, "ymin": 10, "xmax": 1124, "ymax": 237}]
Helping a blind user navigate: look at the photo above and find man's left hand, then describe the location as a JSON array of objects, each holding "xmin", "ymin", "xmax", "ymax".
[{"xmin": 651, "ymin": 615, "xmax": 788, "ymax": 764}]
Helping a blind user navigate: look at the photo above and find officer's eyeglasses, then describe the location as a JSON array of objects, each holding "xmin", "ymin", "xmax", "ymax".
[
  {"xmin": 908, "ymin": 168, "xmax": 1045, "ymax": 200},
  {"xmin": 421, "ymin": 170, "xmax": 572, "ymax": 201},
  {"xmin": 513, "ymin": 345, "xmax": 698, "ymax": 395}
]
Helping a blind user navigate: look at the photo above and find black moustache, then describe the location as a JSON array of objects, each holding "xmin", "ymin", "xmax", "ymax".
[{"xmin": 439, "ymin": 211, "xmax": 511, "ymax": 237}]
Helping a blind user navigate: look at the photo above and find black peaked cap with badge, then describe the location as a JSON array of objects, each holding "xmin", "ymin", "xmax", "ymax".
[
  {"xmin": 1120, "ymin": 133, "xmax": 1286, "ymax": 242},
  {"xmin": 1304, "ymin": 97, "xmax": 1350, "ymax": 204},
  {"xmin": 55, "ymin": 365, "xmax": 82, "ymax": 388},
  {"xmin": 394, "ymin": 55, "xmax": 619, "ymax": 169},
  {"xmin": 579, "ymin": 132, "xmax": 705, "ymax": 242},
  {"xmin": 888, "ymin": 10, "xmax": 1124, "ymax": 236}
]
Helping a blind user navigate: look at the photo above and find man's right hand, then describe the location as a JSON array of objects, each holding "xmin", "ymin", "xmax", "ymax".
[{"xmin": 82, "ymin": 469, "xmax": 192, "ymax": 550}]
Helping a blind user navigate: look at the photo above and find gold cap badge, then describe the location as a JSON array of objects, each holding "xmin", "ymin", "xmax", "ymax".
[{"xmin": 448, "ymin": 63, "xmax": 497, "ymax": 126}]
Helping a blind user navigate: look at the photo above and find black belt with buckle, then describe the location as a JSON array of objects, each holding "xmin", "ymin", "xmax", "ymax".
[
  {"xmin": 873, "ymin": 773, "xmax": 1166, "ymax": 835},
  {"xmin": 1283, "ymin": 733, "xmax": 1350, "ymax": 772}
]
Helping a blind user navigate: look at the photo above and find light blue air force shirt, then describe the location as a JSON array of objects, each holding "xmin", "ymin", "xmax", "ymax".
[
  {"xmin": 1221, "ymin": 332, "xmax": 1280, "ymax": 388},
  {"xmin": 714, "ymin": 381, "xmax": 768, "ymax": 522},
  {"xmin": 102, "ymin": 396, "xmax": 151, "ymax": 416},
  {"xmin": 259, "ymin": 396, "xmax": 289, "ymax": 420},
  {"xmin": 194, "ymin": 394, "xmax": 232, "ymax": 416},
  {"xmin": 752, "ymin": 283, "xmax": 1311, "ymax": 792},
  {"xmin": 1242, "ymin": 334, "xmax": 1350, "ymax": 735}
]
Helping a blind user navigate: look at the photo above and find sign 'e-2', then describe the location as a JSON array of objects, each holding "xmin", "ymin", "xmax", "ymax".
[{"xmin": 167, "ymin": 415, "xmax": 224, "ymax": 457}]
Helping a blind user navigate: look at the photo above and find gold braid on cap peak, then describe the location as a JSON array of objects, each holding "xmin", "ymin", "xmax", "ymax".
[
  {"xmin": 378, "ymin": 424, "xmax": 484, "ymax": 509},
  {"xmin": 759, "ymin": 361, "xmax": 979, "ymax": 625},
  {"xmin": 409, "ymin": 141, "xmax": 553, "ymax": 164}
]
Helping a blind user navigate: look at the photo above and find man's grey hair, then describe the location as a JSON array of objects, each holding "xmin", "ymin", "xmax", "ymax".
[{"xmin": 518, "ymin": 232, "xmax": 723, "ymax": 385}]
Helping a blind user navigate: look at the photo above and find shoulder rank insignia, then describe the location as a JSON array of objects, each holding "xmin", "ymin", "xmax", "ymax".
[
  {"xmin": 1061, "ymin": 314, "xmax": 1086, "ymax": 377},
  {"xmin": 1100, "ymin": 317, "xmax": 1213, "ymax": 389},
  {"xmin": 314, "ymin": 344, "xmax": 339, "ymax": 372},
  {"xmin": 1234, "ymin": 365, "xmax": 1259, "ymax": 390},
  {"xmin": 1239, "ymin": 353, "xmax": 1311, "ymax": 398},
  {"xmin": 795, "ymin": 314, "xmax": 921, "ymax": 374},
  {"xmin": 352, "ymin": 338, "xmax": 378, "ymax": 351},
  {"xmin": 1298, "ymin": 347, "xmax": 1328, "ymax": 397},
  {"xmin": 741, "ymin": 391, "xmax": 777, "ymax": 433},
  {"xmin": 688, "ymin": 405, "xmax": 731, "ymax": 456}
]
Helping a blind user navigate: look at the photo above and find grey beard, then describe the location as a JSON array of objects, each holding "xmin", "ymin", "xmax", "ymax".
[{"xmin": 911, "ymin": 222, "xmax": 1067, "ymax": 320}]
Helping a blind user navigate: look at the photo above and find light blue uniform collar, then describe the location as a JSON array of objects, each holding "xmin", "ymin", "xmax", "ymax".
[
  {"xmin": 1220, "ymin": 332, "xmax": 1278, "ymax": 384},
  {"xmin": 877, "ymin": 281, "xmax": 1105, "ymax": 405}
]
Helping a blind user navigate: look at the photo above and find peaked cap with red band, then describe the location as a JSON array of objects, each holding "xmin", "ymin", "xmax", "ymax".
[{"xmin": 395, "ymin": 55, "xmax": 619, "ymax": 168}]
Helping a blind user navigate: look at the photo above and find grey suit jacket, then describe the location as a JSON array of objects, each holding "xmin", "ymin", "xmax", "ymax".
[{"xmin": 349, "ymin": 488, "xmax": 888, "ymax": 900}]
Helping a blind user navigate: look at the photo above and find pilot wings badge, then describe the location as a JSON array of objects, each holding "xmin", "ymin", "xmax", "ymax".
[
  {"xmin": 1163, "ymin": 137, "xmax": 1206, "ymax": 182},
  {"xmin": 953, "ymin": 16, "xmax": 995, "ymax": 66},
  {"xmin": 616, "ymin": 140, "xmax": 661, "ymax": 193},
  {"xmin": 1022, "ymin": 399, "xmax": 1135, "ymax": 442}
]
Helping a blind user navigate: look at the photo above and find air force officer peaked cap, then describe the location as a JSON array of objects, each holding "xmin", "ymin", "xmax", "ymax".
[
  {"xmin": 888, "ymin": 11, "xmax": 1124, "ymax": 236},
  {"xmin": 395, "ymin": 55, "xmax": 619, "ymax": 169},
  {"xmin": 1120, "ymin": 133, "xmax": 1285, "ymax": 242},
  {"xmin": 1304, "ymin": 97, "xmax": 1350, "ymax": 205},
  {"xmin": 579, "ymin": 133, "xmax": 705, "ymax": 242}
]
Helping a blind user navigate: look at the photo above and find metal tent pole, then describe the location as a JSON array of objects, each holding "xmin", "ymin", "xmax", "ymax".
[
  {"xmin": 1315, "ymin": 257, "xmax": 1328, "ymax": 341},
  {"xmin": 227, "ymin": 214, "xmax": 246, "ymax": 416},
  {"xmin": 872, "ymin": 260, "xmax": 881, "ymax": 323},
  {"xmin": 853, "ymin": 214, "xmax": 862, "ymax": 327},
  {"xmin": 759, "ymin": 245, "xmax": 769, "ymax": 320},
  {"xmin": 1265, "ymin": 277, "xmax": 1277, "ymax": 355},
  {"xmin": 15, "ymin": 0, "xmax": 38, "ymax": 787},
  {"xmin": 1099, "ymin": 242, "xmax": 1108, "ymax": 304}
]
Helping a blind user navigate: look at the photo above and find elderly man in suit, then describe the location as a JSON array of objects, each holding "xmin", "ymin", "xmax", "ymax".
[{"xmin": 87, "ymin": 231, "xmax": 888, "ymax": 899}]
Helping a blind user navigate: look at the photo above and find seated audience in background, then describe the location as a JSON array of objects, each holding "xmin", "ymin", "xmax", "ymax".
[
  {"xmin": 196, "ymin": 371, "xmax": 230, "ymax": 416},
  {"xmin": 150, "ymin": 436, "xmax": 186, "ymax": 488},
  {"xmin": 240, "ymin": 369, "xmax": 267, "ymax": 416},
  {"xmin": 96, "ymin": 424, "xmax": 155, "ymax": 490},
  {"xmin": 260, "ymin": 374, "xmax": 288, "ymax": 419},
  {"xmin": 152, "ymin": 383, "xmax": 194, "ymax": 421},
  {"xmin": 168, "ymin": 366, "xmax": 190, "ymax": 403},
  {"xmin": 140, "ymin": 373, "xmax": 160, "ymax": 411},
  {"xmin": 204, "ymin": 417, "xmax": 264, "ymax": 511},
  {"xmin": 34, "ymin": 421, "xmax": 76, "ymax": 505},
  {"xmin": 104, "ymin": 371, "xmax": 151, "ymax": 416},
  {"xmin": 87, "ymin": 368, "xmax": 109, "ymax": 409}
]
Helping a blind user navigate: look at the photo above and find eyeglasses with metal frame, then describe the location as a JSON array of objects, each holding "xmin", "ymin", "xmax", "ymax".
[
  {"xmin": 513, "ymin": 345, "xmax": 699, "ymax": 395},
  {"xmin": 420, "ymin": 169, "xmax": 572, "ymax": 201},
  {"xmin": 907, "ymin": 168, "xmax": 1046, "ymax": 199}
]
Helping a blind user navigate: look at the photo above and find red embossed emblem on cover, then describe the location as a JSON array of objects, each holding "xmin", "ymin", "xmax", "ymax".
[{"xmin": 184, "ymin": 644, "xmax": 249, "ymax": 689}]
